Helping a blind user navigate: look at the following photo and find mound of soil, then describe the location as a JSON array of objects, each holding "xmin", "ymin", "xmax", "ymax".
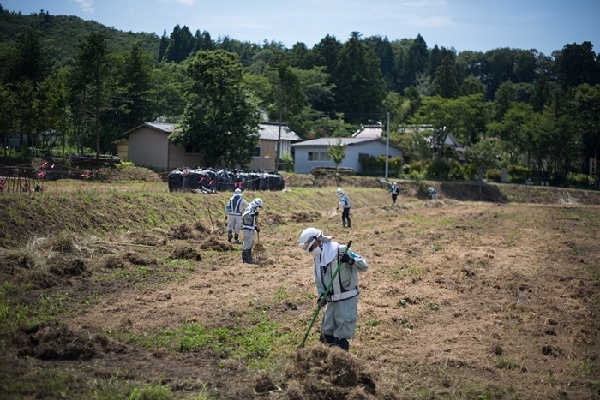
[{"xmin": 13, "ymin": 321, "xmax": 127, "ymax": 361}]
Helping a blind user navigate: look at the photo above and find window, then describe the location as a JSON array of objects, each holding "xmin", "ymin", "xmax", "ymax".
[
  {"xmin": 253, "ymin": 146, "xmax": 261, "ymax": 157},
  {"xmin": 185, "ymin": 143, "xmax": 202, "ymax": 154},
  {"xmin": 358, "ymin": 153, "xmax": 369, "ymax": 162},
  {"xmin": 308, "ymin": 151, "xmax": 331, "ymax": 161}
]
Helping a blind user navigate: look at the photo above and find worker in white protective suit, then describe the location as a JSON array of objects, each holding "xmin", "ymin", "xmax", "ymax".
[
  {"xmin": 225, "ymin": 188, "xmax": 248, "ymax": 243},
  {"xmin": 299, "ymin": 227, "xmax": 368, "ymax": 351},
  {"xmin": 388, "ymin": 181, "xmax": 400, "ymax": 205},
  {"xmin": 336, "ymin": 188, "xmax": 351, "ymax": 228},
  {"xmin": 241, "ymin": 198, "xmax": 263, "ymax": 264}
]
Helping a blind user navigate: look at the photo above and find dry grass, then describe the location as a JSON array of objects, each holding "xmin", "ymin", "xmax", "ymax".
[{"xmin": 0, "ymin": 173, "xmax": 599, "ymax": 399}]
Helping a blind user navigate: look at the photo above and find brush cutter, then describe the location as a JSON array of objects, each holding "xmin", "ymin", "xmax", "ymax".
[{"xmin": 298, "ymin": 240, "xmax": 352, "ymax": 348}]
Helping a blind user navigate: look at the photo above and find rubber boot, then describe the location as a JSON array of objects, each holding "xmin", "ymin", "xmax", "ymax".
[
  {"xmin": 337, "ymin": 338, "xmax": 349, "ymax": 351},
  {"xmin": 227, "ymin": 231, "xmax": 232, "ymax": 242},
  {"xmin": 234, "ymin": 234, "xmax": 240, "ymax": 244},
  {"xmin": 347, "ymin": 218, "xmax": 351, "ymax": 228},
  {"xmin": 320, "ymin": 333, "xmax": 336, "ymax": 345},
  {"xmin": 242, "ymin": 250, "xmax": 254, "ymax": 264},
  {"xmin": 342, "ymin": 217, "xmax": 346, "ymax": 228}
]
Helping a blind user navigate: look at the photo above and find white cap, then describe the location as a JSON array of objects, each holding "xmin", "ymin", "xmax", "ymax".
[{"xmin": 234, "ymin": 188, "xmax": 242, "ymax": 194}]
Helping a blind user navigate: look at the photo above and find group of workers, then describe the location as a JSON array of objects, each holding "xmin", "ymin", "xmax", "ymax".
[{"xmin": 222, "ymin": 181, "xmax": 438, "ymax": 351}]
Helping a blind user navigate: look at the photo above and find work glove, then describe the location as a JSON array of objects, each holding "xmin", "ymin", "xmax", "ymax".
[
  {"xmin": 341, "ymin": 253, "xmax": 354, "ymax": 265},
  {"xmin": 255, "ymin": 226, "xmax": 260, "ymax": 232},
  {"xmin": 317, "ymin": 295, "xmax": 327, "ymax": 308}
]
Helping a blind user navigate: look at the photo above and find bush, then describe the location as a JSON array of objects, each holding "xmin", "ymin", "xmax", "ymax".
[
  {"xmin": 428, "ymin": 159, "xmax": 451, "ymax": 180},
  {"xmin": 359, "ymin": 155, "xmax": 403, "ymax": 176},
  {"xmin": 486, "ymin": 168, "xmax": 501, "ymax": 182},
  {"xmin": 508, "ymin": 165, "xmax": 534, "ymax": 183}
]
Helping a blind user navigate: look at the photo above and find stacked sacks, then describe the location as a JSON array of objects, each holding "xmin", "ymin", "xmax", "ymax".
[{"xmin": 167, "ymin": 168, "xmax": 285, "ymax": 193}]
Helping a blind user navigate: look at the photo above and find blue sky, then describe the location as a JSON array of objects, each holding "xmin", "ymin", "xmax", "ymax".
[{"xmin": 3, "ymin": 0, "xmax": 599, "ymax": 55}]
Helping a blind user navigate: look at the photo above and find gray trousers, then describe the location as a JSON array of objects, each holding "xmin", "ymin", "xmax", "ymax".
[
  {"xmin": 242, "ymin": 229, "xmax": 254, "ymax": 251},
  {"xmin": 321, "ymin": 296, "xmax": 358, "ymax": 339}
]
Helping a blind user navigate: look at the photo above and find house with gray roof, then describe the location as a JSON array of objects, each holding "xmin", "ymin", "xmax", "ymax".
[
  {"xmin": 118, "ymin": 121, "xmax": 299, "ymax": 171},
  {"xmin": 291, "ymin": 137, "xmax": 404, "ymax": 174}
]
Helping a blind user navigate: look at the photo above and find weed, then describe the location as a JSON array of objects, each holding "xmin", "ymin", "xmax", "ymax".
[
  {"xmin": 147, "ymin": 209, "xmax": 158, "ymax": 225},
  {"xmin": 123, "ymin": 313, "xmax": 292, "ymax": 368},
  {"xmin": 495, "ymin": 357, "xmax": 519, "ymax": 370},
  {"xmin": 275, "ymin": 286, "xmax": 290, "ymax": 301},
  {"xmin": 128, "ymin": 385, "xmax": 172, "ymax": 400},
  {"xmin": 365, "ymin": 318, "xmax": 381, "ymax": 327},
  {"xmin": 85, "ymin": 292, "xmax": 100, "ymax": 305},
  {"xmin": 578, "ymin": 357, "xmax": 597, "ymax": 375}
]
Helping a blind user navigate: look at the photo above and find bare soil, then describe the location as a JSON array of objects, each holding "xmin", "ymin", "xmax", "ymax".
[{"xmin": 0, "ymin": 173, "xmax": 599, "ymax": 399}]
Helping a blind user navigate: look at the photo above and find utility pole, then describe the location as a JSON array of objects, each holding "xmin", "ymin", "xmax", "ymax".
[
  {"xmin": 385, "ymin": 112, "xmax": 390, "ymax": 179},
  {"xmin": 275, "ymin": 70, "xmax": 285, "ymax": 174}
]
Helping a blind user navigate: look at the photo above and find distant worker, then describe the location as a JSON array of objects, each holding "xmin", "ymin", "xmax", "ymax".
[
  {"xmin": 388, "ymin": 181, "xmax": 400, "ymax": 205},
  {"xmin": 428, "ymin": 186, "xmax": 438, "ymax": 200},
  {"xmin": 298, "ymin": 227, "xmax": 368, "ymax": 351},
  {"xmin": 225, "ymin": 188, "xmax": 248, "ymax": 243},
  {"xmin": 241, "ymin": 198, "xmax": 263, "ymax": 264},
  {"xmin": 336, "ymin": 188, "xmax": 351, "ymax": 228}
]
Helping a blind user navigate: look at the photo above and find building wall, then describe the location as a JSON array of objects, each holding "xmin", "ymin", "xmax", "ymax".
[
  {"xmin": 248, "ymin": 139, "xmax": 293, "ymax": 171},
  {"xmin": 129, "ymin": 128, "xmax": 169, "ymax": 169},
  {"xmin": 293, "ymin": 141, "xmax": 403, "ymax": 174},
  {"xmin": 168, "ymin": 145, "xmax": 204, "ymax": 170},
  {"xmin": 128, "ymin": 127, "xmax": 203, "ymax": 170},
  {"xmin": 116, "ymin": 142, "xmax": 129, "ymax": 161}
]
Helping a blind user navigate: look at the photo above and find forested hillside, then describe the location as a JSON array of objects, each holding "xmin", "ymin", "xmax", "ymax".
[{"xmin": 1, "ymin": 4, "xmax": 599, "ymax": 188}]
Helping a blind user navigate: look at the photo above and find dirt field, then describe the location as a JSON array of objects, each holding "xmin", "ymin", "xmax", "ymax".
[{"xmin": 0, "ymin": 174, "xmax": 599, "ymax": 399}]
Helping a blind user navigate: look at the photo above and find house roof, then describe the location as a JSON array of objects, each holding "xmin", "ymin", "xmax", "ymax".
[
  {"xmin": 258, "ymin": 122, "xmax": 301, "ymax": 141},
  {"xmin": 292, "ymin": 137, "xmax": 404, "ymax": 152},
  {"xmin": 124, "ymin": 122, "xmax": 178, "ymax": 136},
  {"xmin": 292, "ymin": 137, "xmax": 368, "ymax": 147},
  {"xmin": 123, "ymin": 121, "xmax": 300, "ymax": 141},
  {"xmin": 352, "ymin": 124, "xmax": 385, "ymax": 139}
]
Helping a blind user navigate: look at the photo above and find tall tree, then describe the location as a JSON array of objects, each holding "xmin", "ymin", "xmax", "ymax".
[
  {"xmin": 0, "ymin": 83, "xmax": 16, "ymax": 156},
  {"xmin": 555, "ymin": 41, "xmax": 600, "ymax": 89},
  {"xmin": 364, "ymin": 35, "xmax": 396, "ymax": 91},
  {"xmin": 158, "ymin": 30, "xmax": 169, "ymax": 62},
  {"xmin": 434, "ymin": 55, "xmax": 459, "ymax": 98},
  {"xmin": 164, "ymin": 25, "xmax": 195, "ymax": 63},
  {"xmin": 269, "ymin": 65, "xmax": 305, "ymax": 172},
  {"xmin": 466, "ymin": 139, "xmax": 499, "ymax": 196},
  {"xmin": 332, "ymin": 32, "xmax": 386, "ymax": 123},
  {"xmin": 398, "ymin": 34, "xmax": 429, "ymax": 91},
  {"xmin": 6, "ymin": 27, "xmax": 47, "ymax": 84},
  {"xmin": 75, "ymin": 31, "xmax": 109, "ymax": 159},
  {"xmin": 312, "ymin": 35, "xmax": 342, "ymax": 76},
  {"xmin": 173, "ymin": 50, "xmax": 261, "ymax": 167},
  {"xmin": 118, "ymin": 44, "xmax": 152, "ymax": 130}
]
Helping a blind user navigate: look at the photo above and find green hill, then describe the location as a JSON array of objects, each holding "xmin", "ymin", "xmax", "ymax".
[{"xmin": 0, "ymin": 6, "xmax": 160, "ymax": 67}]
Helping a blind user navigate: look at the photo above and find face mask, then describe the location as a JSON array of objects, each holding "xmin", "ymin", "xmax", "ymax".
[{"xmin": 310, "ymin": 246, "xmax": 322, "ymax": 256}]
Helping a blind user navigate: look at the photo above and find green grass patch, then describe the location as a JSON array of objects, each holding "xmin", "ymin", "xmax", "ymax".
[
  {"xmin": 124, "ymin": 313, "xmax": 293, "ymax": 368},
  {"xmin": 0, "ymin": 289, "xmax": 71, "ymax": 338}
]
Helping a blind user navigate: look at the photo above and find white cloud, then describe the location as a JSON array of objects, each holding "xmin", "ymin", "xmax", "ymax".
[{"xmin": 73, "ymin": 0, "xmax": 94, "ymax": 13}]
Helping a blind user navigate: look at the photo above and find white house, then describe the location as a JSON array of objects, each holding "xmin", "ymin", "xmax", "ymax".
[{"xmin": 291, "ymin": 137, "xmax": 404, "ymax": 174}]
